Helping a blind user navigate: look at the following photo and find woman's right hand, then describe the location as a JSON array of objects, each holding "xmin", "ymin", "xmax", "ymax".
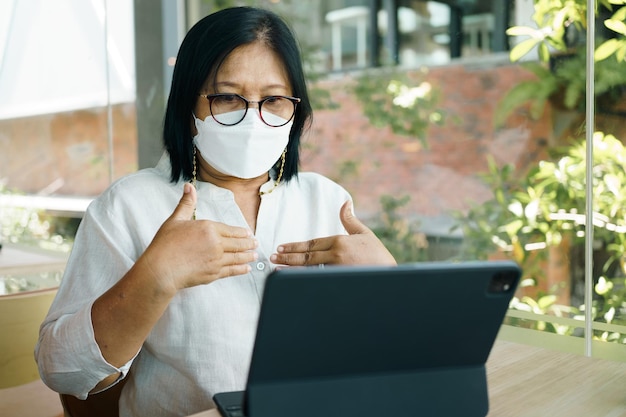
[
  {"xmin": 138, "ymin": 182, "xmax": 258, "ymax": 295},
  {"xmin": 90, "ymin": 183, "xmax": 257, "ymax": 372}
]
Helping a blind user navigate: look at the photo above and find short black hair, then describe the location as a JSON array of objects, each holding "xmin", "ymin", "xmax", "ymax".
[{"xmin": 163, "ymin": 6, "xmax": 312, "ymax": 183}]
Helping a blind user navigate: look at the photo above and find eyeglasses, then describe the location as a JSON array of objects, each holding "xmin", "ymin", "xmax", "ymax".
[{"xmin": 199, "ymin": 93, "xmax": 301, "ymax": 127}]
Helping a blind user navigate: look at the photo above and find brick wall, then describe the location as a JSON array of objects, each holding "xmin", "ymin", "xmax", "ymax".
[
  {"xmin": 302, "ymin": 61, "xmax": 552, "ymax": 234},
  {"xmin": 0, "ymin": 60, "xmax": 555, "ymax": 236},
  {"xmin": 0, "ymin": 104, "xmax": 138, "ymax": 196}
]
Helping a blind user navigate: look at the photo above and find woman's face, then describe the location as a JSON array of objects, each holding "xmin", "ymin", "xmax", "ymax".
[{"xmin": 194, "ymin": 41, "xmax": 292, "ymax": 129}]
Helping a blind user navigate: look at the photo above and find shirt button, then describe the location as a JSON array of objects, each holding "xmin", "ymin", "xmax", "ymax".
[{"xmin": 256, "ymin": 262, "xmax": 266, "ymax": 271}]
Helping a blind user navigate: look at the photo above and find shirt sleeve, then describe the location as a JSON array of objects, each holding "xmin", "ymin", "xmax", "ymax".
[{"xmin": 35, "ymin": 194, "xmax": 143, "ymax": 399}]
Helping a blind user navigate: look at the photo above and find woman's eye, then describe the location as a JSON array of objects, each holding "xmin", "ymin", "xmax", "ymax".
[{"xmin": 221, "ymin": 95, "xmax": 238, "ymax": 103}]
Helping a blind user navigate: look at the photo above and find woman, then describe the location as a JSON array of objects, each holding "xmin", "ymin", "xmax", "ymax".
[{"xmin": 36, "ymin": 6, "xmax": 396, "ymax": 417}]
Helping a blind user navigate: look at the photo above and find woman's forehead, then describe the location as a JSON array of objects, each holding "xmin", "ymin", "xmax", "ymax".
[{"xmin": 209, "ymin": 43, "xmax": 291, "ymax": 91}]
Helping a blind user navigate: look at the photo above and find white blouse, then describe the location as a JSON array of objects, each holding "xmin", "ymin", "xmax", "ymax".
[{"xmin": 35, "ymin": 154, "xmax": 351, "ymax": 417}]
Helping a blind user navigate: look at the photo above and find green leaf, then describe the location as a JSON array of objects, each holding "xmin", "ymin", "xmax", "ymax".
[
  {"xmin": 595, "ymin": 38, "xmax": 621, "ymax": 61},
  {"xmin": 494, "ymin": 81, "xmax": 538, "ymax": 125},
  {"xmin": 524, "ymin": 64, "xmax": 553, "ymax": 80},
  {"xmin": 538, "ymin": 43, "xmax": 551, "ymax": 62},
  {"xmin": 528, "ymin": 98, "xmax": 548, "ymax": 120},
  {"xmin": 617, "ymin": 44, "xmax": 626, "ymax": 61},
  {"xmin": 538, "ymin": 295, "xmax": 557, "ymax": 310},
  {"xmin": 504, "ymin": 219, "xmax": 524, "ymax": 236},
  {"xmin": 510, "ymin": 38, "xmax": 542, "ymax": 61},
  {"xmin": 552, "ymin": 8, "xmax": 568, "ymax": 32},
  {"xmin": 563, "ymin": 84, "xmax": 583, "ymax": 109},
  {"xmin": 506, "ymin": 26, "xmax": 541, "ymax": 37},
  {"xmin": 611, "ymin": 5, "xmax": 626, "ymax": 20},
  {"xmin": 605, "ymin": 19, "xmax": 626, "ymax": 35}
]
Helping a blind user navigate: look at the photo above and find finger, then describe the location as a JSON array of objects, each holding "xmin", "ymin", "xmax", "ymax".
[
  {"xmin": 273, "ymin": 237, "xmax": 332, "ymax": 266},
  {"xmin": 221, "ymin": 237, "xmax": 259, "ymax": 254},
  {"xmin": 222, "ymin": 250, "xmax": 259, "ymax": 266},
  {"xmin": 270, "ymin": 244, "xmax": 329, "ymax": 266},
  {"xmin": 340, "ymin": 200, "xmax": 371, "ymax": 235},
  {"xmin": 218, "ymin": 263, "xmax": 253, "ymax": 279},
  {"xmin": 271, "ymin": 251, "xmax": 323, "ymax": 266},
  {"xmin": 275, "ymin": 237, "xmax": 330, "ymax": 254},
  {"xmin": 169, "ymin": 183, "xmax": 197, "ymax": 221},
  {"xmin": 213, "ymin": 222, "xmax": 254, "ymax": 239}
]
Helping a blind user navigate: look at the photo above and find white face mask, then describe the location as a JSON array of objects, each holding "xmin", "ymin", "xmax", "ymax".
[{"xmin": 193, "ymin": 109, "xmax": 291, "ymax": 179}]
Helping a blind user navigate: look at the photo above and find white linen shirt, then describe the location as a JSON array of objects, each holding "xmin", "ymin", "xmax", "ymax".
[{"xmin": 35, "ymin": 154, "xmax": 351, "ymax": 417}]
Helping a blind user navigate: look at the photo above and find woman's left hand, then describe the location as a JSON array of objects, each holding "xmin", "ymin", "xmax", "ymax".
[{"xmin": 270, "ymin": 201, "xmax": 397, "ymax": 267}]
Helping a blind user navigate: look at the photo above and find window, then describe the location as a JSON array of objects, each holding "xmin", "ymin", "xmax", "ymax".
[
  {"xmin": 3, "ymin": 0, "xmax": 626, "ymax": 361},
  {"xmin": 0, "ymin": 0, "xmax": 136, "ymax": 202},
  {"xmin": 320, "ymin": 0, "xmax": 508, "ymax": 70}
]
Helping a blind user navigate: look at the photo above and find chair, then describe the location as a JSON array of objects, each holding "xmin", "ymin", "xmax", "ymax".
[
  {"xmin": 0, "ymin": 286, "xmax": 124, "ymax": 416},
  {"xmin": 0, "ymin": 288, "xmax": 58, "ymax": 388},
  {"xmin": 60, "ymin": 377, "xmax": 126, "ymax": 417},
  {"xmin": 0, "ymin": 288, "xmax": 65, "ymax": 416}
]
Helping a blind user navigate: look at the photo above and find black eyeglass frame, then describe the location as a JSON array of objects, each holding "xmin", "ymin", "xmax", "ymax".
[{"xmin": 198, "ymin": 93, "xmax": 301, "ymax": 127}]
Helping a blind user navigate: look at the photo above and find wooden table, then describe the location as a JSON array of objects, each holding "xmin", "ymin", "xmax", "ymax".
[
  {"xmin": 0, "ymin": 378, "xmax": 64, "ymax": 417},
  {"xmin": 188, "ymin": 340, "xmax": 626, "ymax": 417},
  {"xmin": 487, "ymin": 340, "xmax": 626, "ymax": 416}
]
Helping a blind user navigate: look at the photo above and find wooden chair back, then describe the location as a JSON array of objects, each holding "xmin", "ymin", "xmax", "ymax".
[
  {"xmin": 60, "ymin": 377, "xmax": 126, "ymax": 417},
  {"xmin": 0, "ymin": 288, "xmax": 57, "ymax": 388}
]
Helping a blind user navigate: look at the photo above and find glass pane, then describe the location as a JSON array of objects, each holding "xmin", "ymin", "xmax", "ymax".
[
  {"xmin": 473, "ymin": 0, "xmax": 626, "ymax": 359},
  {"xmin": 0, "ymin": 0, "xmax": 136, "ymax": 293},
  {"xmin": 288, "ymin": 2, "xmax": 527, "ymax": 264},
  {"xmin": 464, "ymin": 0, "xmax": 592, "ymax": 353},
  {"xmin": 260, "ymin": 0, "xmax": 626, "ymax": 358},
  {"xmin": 183, "ymin": 0, "xmax": 626, "ymax": 361},
  {"xmin": 591, "ymin": 1, "xmax": 626, "ymax": 354}
]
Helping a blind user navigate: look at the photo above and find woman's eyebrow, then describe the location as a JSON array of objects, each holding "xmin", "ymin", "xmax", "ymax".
[
  {"xmin": 214, "ymin": 81, "xmax": 239, "ymax": 89},
  {"xmin": 215, "ymin": 80, "xmax": 289, "ymax": 91}
]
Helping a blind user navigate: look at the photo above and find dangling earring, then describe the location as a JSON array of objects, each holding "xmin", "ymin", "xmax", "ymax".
[
  {"xmin": 191, "ymin": 145, "xmax": 197, "ymax": 188},
  {"xmin": 191, "ymin": 145, "xmax": 197, "ymax": 220},
  {"xmin": 259, "ymin": 148, "xmax": 286, "ymax": 196},
  {"xmin": 275, "ymin": 148, "xmax": 286, "ymax": 186}
]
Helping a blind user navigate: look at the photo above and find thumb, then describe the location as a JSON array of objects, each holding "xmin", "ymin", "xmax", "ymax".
[
  {"xmin": 340, "ymin": 200, "xmax": 370, "ymax": 235},
  {"xmin": 170, "ymin": 182, "xmax": 197, "ymax": 221}
]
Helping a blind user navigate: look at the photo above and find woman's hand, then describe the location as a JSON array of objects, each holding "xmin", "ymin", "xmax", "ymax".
[
  {"xmin": 138, "ymin": 183, "xmax": 259, "ymax": 295},
  {"xmin": 92, "ymin": 183, "xmax": 258, "ymax": 369},
  {"xmin": 270, "ymin": 201, "xmax": 397, "ymax": 267}
]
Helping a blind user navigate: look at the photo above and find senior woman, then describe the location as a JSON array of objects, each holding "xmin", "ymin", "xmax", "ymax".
[{"xmin": 36, "ymin": 6, "xmax": 396, "ymax": 417}]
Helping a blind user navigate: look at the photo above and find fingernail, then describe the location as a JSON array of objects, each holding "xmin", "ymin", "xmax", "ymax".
[
  {"xmin": 270, "ymin": 254, "xmax": 278, "ymax": 262},
  {"xmin": 277, "ymin": 245, "xmax": 284, "ymax": 253}
]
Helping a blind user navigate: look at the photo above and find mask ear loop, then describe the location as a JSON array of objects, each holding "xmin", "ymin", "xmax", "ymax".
[
  {"xmin": 259, "ymin": 148, "xmax": 286, "ymax": 196},
  {"xmin": 191, "ymin": 145, "xmax": 197, "ymax": 220}
]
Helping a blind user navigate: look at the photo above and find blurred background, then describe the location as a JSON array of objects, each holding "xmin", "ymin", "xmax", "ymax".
[{"xmin": 2, "ymin": 0, "xmax": 626, "ymax": 364}]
